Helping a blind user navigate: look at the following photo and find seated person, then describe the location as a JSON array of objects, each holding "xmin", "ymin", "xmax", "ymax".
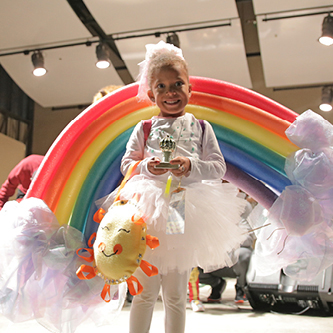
[
  {"xmin": 188, "ymin": 194, "xmax": 256, "ymax": 311},
  {"xmin": 0, "ymin": 154, "xmax": 44, "ymax": 210}
]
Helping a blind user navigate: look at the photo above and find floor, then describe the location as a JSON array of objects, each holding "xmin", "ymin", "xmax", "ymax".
[{"xmin": 0, "ymin": 279, "xmax": 332, "ymax": 333}]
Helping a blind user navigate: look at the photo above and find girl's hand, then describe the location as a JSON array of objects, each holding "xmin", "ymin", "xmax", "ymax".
[
  {"xmin": 170, "ymin": 156, "xmax": 191, "ymax": 177},
  {"xmin": 147, "ymin": 157, "xmax": 168, "ymax": 175}
]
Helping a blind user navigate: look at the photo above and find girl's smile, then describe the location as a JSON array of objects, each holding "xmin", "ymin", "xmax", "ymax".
[{"xmin": 147, "ymin": 64, "xmax": 192, "ymax": 118}]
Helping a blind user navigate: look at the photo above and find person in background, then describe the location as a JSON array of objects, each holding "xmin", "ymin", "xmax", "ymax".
[
  {"xmin": 188, "ymin": 266, "xmax": 206, "ymax": 312},
  {"xmin": 92, "ymin": 84, "xmax": 123, "ymax": 103},
  {"xmin": 0, "ymin": 154, "xmax": 44, "ymax": 210},
  {"xmin": 189, "ymin": 193, "xmax": 256, "ymax": 311}
]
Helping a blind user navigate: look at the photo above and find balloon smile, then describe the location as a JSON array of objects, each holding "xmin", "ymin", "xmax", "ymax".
[{"xmin": 98, "ymin": 243, "xmax": 123, "ymax": 257}]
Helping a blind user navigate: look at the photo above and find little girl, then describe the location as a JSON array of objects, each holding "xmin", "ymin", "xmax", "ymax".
[{"xmin": 112, "ymin": 41, "xmax": 246, "ymax": 333}]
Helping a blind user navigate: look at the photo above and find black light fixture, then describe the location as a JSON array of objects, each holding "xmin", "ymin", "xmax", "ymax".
[
  {"xmin": 95, "ymin": 42, "xmax": 111, "ymax": 69},
  {"xmin": 166, "ymin": 33, "xmax": 180, "ymax": 48},
  {"xmin": 319, "ymin": 13, "xmax": 333, "ymax": 46},
  {"xmin": 31, "ymin": 51, "xmax": 47, "ymax": 76},
  {"xmin": 319, "ymin": 86, "xmax": 332, "ymax": 112}
]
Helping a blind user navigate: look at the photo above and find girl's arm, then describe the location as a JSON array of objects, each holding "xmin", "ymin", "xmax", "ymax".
[
  {"xmin": 121, "ymin": 122, "xmax": 145, "ymax": 176},
  {"xmin": 121, "ymin": 121, "xmax": 167, "ymax": 177},
  {"xmin": 187, "ymin": 121, "xmax": 226, "ymax": 181}
]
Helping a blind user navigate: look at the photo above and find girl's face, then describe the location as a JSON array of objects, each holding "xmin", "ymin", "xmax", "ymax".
[{"xmin": 147, "ymin": 64, "xmax": 192, "ymax": 118}]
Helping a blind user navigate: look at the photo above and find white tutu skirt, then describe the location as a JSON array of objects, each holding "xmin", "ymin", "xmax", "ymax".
[{"xmin": 101, "ymin": 175, "xmax": 247, "ymax": 275}]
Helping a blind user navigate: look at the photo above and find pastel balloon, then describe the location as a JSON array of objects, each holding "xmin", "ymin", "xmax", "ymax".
[{"xmin": 269, "ymin": 185, "xmax": 323, "ymax": 236}]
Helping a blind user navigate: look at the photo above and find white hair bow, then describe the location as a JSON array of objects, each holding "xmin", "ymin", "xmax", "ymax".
[{"xmin": 136, "ymin": 40, "xmax": 184, "ymax": 102}]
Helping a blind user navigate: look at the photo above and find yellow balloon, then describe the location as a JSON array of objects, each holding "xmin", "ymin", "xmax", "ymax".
[
  {"xmin": 55, "ymin": 107, "xmax": 159, "ymax": 225},
  {"xmin": 186, "ymin": 105, "xmax": 298, "ymax": 157}
]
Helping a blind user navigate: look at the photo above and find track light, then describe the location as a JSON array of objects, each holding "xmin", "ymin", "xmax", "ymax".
[
  {"xmin": 95, "ymin": 43, "xmax": 111, "ymax": 69},
  {"xmin": 166, "ymin": 33, "xmax": 180, "ymax": 48},
  {"xmin": 32, "ymin": 51, "xmax": 47, "ymax": 76},
  {"xmin": 319, "ymin": 13, "xmax": 333, "ymax": 46},
  {"xmin": 319, "ymin": 86, "xmax": 332, "ymax": 112}
]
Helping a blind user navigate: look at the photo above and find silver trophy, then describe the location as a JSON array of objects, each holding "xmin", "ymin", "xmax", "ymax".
[{"xmin": 155, "ymin": 134, "xmax": 180, "ymax": 169}]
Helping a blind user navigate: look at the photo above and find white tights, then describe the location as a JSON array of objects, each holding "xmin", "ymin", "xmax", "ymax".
[{"xmin": 129, "ymin": 268, "xmax": 190, "ymax": 333}]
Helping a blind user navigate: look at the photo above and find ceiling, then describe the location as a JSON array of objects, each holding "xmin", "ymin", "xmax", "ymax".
[{"xmin": 0, "ymin": 0, "xmax": 332, "ymax": 121}]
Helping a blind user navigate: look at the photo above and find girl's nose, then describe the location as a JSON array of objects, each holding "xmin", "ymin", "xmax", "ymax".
[{"xmin": 166, "ymin": 87, "xmax": 176, "ymax": 95}]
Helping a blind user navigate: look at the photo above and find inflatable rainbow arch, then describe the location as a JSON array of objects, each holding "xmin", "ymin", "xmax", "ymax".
[{"xmin": 26, "ymin": 76, "xmax": 300, "ymax": 241}]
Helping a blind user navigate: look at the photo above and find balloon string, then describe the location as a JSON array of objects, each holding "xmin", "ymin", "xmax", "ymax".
[
  {"xmin": 244, "ymin": 223, "xmax": 271, "ymax": 235},
  {"xmin": 277, "ymin": 234, "xmax": 289, "ymax": 255},
  {"xmin": 266, "ymin": 227, "xmax": 285, "ymax": 240},
  {"xmin": 265, "ymin": 227, "xmax": 289, "ymax": 255}
]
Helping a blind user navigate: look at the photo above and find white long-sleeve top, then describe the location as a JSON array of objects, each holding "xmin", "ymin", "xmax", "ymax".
[{"xmin": 121, "ymin": 113, "xmax": 226, "ymax": 185}]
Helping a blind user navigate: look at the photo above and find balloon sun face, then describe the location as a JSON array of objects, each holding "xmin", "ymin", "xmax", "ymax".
[
  {"xmin": 76, "ymin": 199, "xmax": 159, "ymax": 300},
  {"xmin": 93, "ymin": 200, "xmax": 147, "ymax": 284}
]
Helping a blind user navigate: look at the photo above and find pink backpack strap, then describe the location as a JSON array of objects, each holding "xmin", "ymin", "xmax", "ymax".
[
  {"xmin": 198, "ymin": 119, "xmax": 205, "ymax": 135},
  {"xmin": 142, "ymin": 119, "xmax": 152, "ymax": 146}
]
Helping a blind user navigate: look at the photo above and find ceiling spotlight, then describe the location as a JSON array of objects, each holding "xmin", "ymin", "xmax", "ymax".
[
  {"xmin": 32, "ymin": 51, "xmax": 47, "ymax": 76},
  {"xmin": 96, "ymin": 43, "xmax": 111, "ymax": 69},
  {"xmin": 319, "ymin": 86, "xmax": 332, "ymax": 112},
  {"xmin": 166, "ymin": 33, "xmax": 180, "ymax": 48},
  {"xmin": 319, "ymin": 13, "xmax": 333, "ymax": 46}
]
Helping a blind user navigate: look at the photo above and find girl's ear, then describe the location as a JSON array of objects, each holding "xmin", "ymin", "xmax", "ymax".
[
  {"xmin": 147, "ymin": 90, "xmax": 155, "ymax": 103},
  {"xmin": 188, "ymin": 84, "xmax": 192, "ymax": 97}
]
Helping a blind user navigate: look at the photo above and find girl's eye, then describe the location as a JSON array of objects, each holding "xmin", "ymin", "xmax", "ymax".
[
  {"xmin": 175, "ymin": 81, "xmax": 183, "ymax": 87},
  {"xmin": 157, "ymin": 83, "xmax": 165, "ymax": 89},
  {"xmin": 102, "ymin": 226, "xmax": 110, "ymax": 231}
]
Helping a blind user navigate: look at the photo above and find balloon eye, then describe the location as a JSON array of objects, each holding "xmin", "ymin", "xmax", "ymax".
[
  {"xmin": 113, "ymin": 244, "xmax": 123, "ymax": 255},
  {"xmin": 118, "ymin": 228, "xmax": 130, "ymax": 233},
  {"xmin": 98, "ymin": 242, "xmax": 106, "ymax": 252}
]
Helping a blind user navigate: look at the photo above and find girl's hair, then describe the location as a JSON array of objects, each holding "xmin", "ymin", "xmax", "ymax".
[
  {"xmin": 136, "ymin": 41, "xmax": 188, "ymax": 102},
  {"xmin": 147, "ymin": 52, "xmax": 189, "ymax": 89}
]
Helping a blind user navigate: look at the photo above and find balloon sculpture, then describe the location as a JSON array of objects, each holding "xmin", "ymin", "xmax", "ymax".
[{"xmin": 1, "ymin": 76, "xmax": 333, "ymax": 331}]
